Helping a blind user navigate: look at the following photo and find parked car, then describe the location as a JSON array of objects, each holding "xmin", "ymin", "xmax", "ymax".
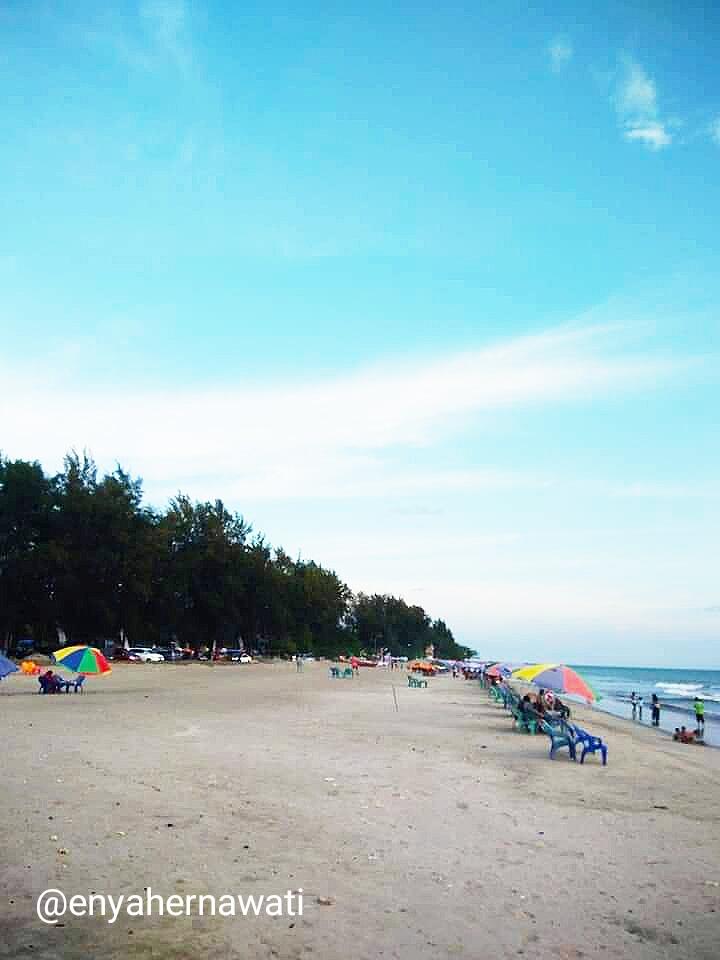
[
  {"xmin": 11, "ymin": 638, "xmax": 35, "ymax": 659},
  {"xmin": 111, "ymin": 648, "xmax": 135, "ymax": 661},
  {"xmin": 127, "ymin": 647, "xmax": 165, "ymax": 663},
  {"xmin": 153, "ymin": 647, "xmax": 183, "ymax": 661},
  {"xmin": 221, "ymin": 649, "xmax": 253, "ymax": 662}
]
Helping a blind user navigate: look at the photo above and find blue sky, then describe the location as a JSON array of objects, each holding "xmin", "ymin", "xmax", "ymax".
[{"xmin": 1, "ymin": 1, "xmax": 719, "ymax": 666}]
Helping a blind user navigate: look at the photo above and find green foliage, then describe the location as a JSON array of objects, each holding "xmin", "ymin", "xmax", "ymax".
[
  {"xmin": 0, "ymin": 455, "xmax": 57, "ymax": 645},
  {"xmin": 349, "ymin": 594, "xmax": 473, "ymax": 661},
  {"xmin": 0, "ymin": 452, "xmax": 467, "ymax": 658}
]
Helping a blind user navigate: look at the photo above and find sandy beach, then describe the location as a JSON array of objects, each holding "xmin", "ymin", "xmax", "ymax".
[{"xmin": 1, "ymin": 662, "xmax": 719, "ymax": 960}]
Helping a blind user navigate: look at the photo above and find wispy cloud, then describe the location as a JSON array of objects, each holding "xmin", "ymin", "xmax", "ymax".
[
  {"xmin": 0, "ymin": 325, "xmax": 684, "ymax": 505},
  {"xmin": 81, "ymin": 1, "xmax": 192, "ymax": 73},
  {"xmin": 548, "ymin": 36, "xmax": 573, "ymax": 73},
  {"xmin": 139, "ymin": 0, "xmax": 190, "ymax": 69},
  {"xmin": 710, "ymin": 118, "xmax": 720, "ymax": 146},
  {"xmin": 616, "ymin": 59, "xmax": 672, "ymax": 150},
  {"xmin": 623, "ymin": 122, "xmax": 672, "ymax": 149},
  {"xmin": 618, "ymin": 60, "xmax": 658, "ymax": 116},
  {"xmin": 610, "ymin": 482, "xmax": 718, "ymax": 499}
]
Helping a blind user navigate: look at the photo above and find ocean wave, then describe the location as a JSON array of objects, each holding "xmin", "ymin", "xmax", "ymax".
[{"xmin": 655, "ymin": 682, "xmax": 704, "ymax": 696}]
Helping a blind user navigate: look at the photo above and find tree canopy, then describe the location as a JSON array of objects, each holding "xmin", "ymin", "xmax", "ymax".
[{"xmin": 0, "ymin": 452, "xmax": 473, "ymax": 660}]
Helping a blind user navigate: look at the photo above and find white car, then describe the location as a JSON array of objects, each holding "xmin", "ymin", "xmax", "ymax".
[
  {"xmin": 222, "ymin": 649, "xmax": 253, "ymax": 662},
  {"xmin": 128, "ymin": 647, "xmax": 165, "ymax": 663}
]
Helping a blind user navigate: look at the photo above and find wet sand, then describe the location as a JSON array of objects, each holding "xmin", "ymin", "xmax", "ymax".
[{"xmin": 1, "ymin": 662, "xmax": 719, "ymax": 959}]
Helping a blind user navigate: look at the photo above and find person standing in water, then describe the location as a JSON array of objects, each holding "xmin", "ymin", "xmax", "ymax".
[
  {"xmin": 694, "ymin": 696, "xmax": 705, "ymax": 736},
  {"xmin": 651, "ymin": 693, "xmax": 660, "ymax": 727}
]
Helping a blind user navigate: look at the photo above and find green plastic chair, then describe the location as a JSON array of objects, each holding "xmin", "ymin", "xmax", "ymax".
[{"xmin": 511, "ymin": 704, "xmax": 538, "ymax": 734}]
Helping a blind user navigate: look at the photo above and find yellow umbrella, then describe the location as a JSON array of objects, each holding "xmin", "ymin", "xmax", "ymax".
[{"xmin": 512, "ymin": 663, "xmax": 555, "ymax": 681}]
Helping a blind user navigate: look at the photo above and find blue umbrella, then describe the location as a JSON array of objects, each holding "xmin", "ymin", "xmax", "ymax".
[{"xmin": 0, "ymin": 655, "xmax": 19, "ymax": 679}]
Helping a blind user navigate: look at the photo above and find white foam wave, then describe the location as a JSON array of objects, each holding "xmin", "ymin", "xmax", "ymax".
[{"xmin": 655, "ymin": 682, "xmax": 703, "ymax": 696}]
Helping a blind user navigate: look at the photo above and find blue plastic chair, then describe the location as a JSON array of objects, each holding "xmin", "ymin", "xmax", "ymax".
[
  {"xmin": 540, "ymin": 719, "xmax": 577, "ymax": 761},
  {"xmin": 571, "ymin": 725, "xmax": 607, "ymax": 765}
]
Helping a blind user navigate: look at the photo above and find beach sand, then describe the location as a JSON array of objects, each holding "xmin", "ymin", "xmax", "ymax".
[{"xmin": 1, "ymin": 662, "xmax": 718, "ymax": 959}]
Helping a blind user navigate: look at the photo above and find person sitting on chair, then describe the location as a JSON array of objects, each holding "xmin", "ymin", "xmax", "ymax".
[
  {"xmin": 520, "ymin": 694, "xmax": 537, "ymax": 718},
  {"xmin": 41, "ymin": 669, "xmax": 63, "ymax": 693},
  {"xmin": 554, "ymin": 697, "xmax": 571, "ymax": 719}
]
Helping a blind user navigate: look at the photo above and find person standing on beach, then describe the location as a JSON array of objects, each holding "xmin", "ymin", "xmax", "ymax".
[
  {"xmin": 651, "ymin": 693, "xmax": 660, "ymax": 727},
  {"xmin": 630, "ymin": 691, "xmax": 638, "ymax": 720},
  {"xmin": 694, "ymin": 696, "xmax": 705, "ymax": 735}
]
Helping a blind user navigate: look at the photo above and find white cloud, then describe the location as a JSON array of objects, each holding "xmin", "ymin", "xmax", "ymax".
[
  {"xmin": 623, "ymin": 122, "xmax": 672, "ymax": 150},
  {"xmin": 548, "ymin": 37, "xmax": 573, "ymax": 73},
  {"xmin": 618, "ymin": 61, "xmax": 657, "ymax": 116},
  {"xmin": 710, "ymin": 118, "xmax": 720, "ymax": 146},
  {"xmin": 611, "ymin": 482, "xmax": 718, "ymax": 499},
  {"xmin": 616, "ymin": 59, "xmax": 672, "ymax": 150},
  {"xmin": 0, "ymin": 324, "xmax": 682, "ymax": 505}
]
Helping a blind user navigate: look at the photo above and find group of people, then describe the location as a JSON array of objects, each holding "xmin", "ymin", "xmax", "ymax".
[
  {"xmin": 631, "ymin": 690, "xmax": 706, "ymax": 739},
  {"xmin": 674, "ymin": 697, "xmax": 706, "ymax": 744},
  {"xmin": 672, "ymin": 725, "xmax": 704, "ymax": 744},
  {"xmin": 39, "ymin": 669, "xmax": 69, "ymax": 693},
  {"xmin": 519, "ymin": 687, "xmax": 570, "ymax": 721},
  {"xmin": 630, "ymin": 691, "xmax": 663, "ymax": 726}
]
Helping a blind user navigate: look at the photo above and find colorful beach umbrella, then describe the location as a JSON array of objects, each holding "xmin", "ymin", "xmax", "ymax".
[
  {"xmin": 51, "ymin": 646, "xmax": 111, "ymax": 676},
  {"xmin": 511, "ymin": 663, "xmax": 600, "ymax": 703},
  {"xmin": 0, "ymin": 654, "xmax": 19, "ymax": 679},
  {"xmin": 485, "ymin": 662, "xmax": 518, "ymax": 679}
]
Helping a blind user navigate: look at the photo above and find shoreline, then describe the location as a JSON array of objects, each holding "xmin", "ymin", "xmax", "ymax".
[{"xmin": 592, "ymin": 695, "xmax": 718, "ymax": 747}]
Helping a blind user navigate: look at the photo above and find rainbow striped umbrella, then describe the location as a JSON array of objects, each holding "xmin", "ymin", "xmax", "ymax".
[
  {"xmin": 51, "ymin": 646, "xmax": 112, "ymax": 676},
  {"xmin": 511, "ymin": 663, "xmax": 600, "ymax": 704}
]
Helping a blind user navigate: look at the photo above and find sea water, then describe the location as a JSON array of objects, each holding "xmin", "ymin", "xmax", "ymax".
[{"xmin": 571, "ymin": 664, "xmax": 720, "ymax": 746}]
